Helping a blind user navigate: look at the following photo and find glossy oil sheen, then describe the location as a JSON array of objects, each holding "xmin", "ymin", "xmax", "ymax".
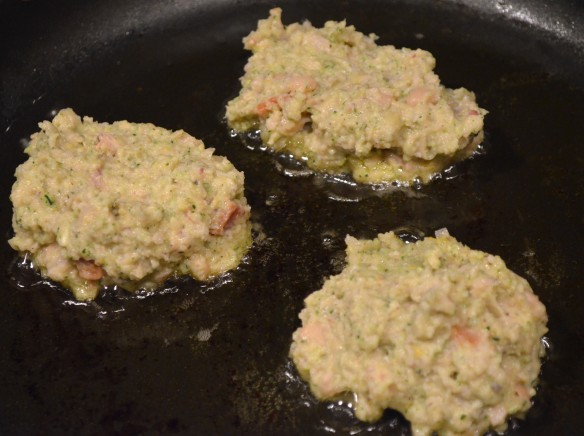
[{"xmin": 1, "ymin": 0, "xmax": 584, "ymax": 434}]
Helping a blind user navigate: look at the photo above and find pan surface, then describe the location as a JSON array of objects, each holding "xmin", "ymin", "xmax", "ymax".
[{"xmin": 1, "ymin": 0, "xmax": 584, "ymax": 434}]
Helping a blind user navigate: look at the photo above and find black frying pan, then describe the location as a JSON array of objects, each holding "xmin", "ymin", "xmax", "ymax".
[{"xmin": 1, "ymin": 0, "xmax": 584, "ymax": 434}]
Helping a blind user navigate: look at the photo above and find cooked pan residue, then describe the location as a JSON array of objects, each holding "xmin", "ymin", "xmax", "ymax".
[
  {"xmin": 226, "ymin": 8, "xmax": 487, "ymax": 185},
  {"xmin": 290, "ymin": 230, "xmax": 548, "ymax": 435},
  {"xmin": 9, "ymin": 108, "xmax": 251, "ymax": 301}
]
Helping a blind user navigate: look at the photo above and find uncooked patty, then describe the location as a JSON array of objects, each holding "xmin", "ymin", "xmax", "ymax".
[
  {"xmin": 290, "ymin": 230, "xmax": 547, "ymax": 435},
  {"xmin": 9, "ymin": 108, "xmax": 252, "ymax": 300},
  {"xmin": 227, "ymin": 8, "xmax": 487, "ymax": 184}
]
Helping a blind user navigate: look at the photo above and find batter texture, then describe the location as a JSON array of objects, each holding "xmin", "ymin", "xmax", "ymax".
[
  {"xmin": 290, "ymin": 230, "xmax": 547, "ymax": 435},
  {"xmin": 10, "ymin": 109, "xmax": 251, "ymax": 300},
  {"xmin": 227, "ymin": 8, "xmax": 487, "ymax": 184}
]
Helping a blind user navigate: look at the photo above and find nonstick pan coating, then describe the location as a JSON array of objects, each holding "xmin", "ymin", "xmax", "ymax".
[{"xmin": 1, "ymin": 0, "xmax": 584, "ymax": 434}]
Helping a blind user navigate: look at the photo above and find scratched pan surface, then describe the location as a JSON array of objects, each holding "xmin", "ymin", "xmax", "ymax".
[{"xmin": 1, "ymin": 0, "xmax": 584, "ymax": 434}]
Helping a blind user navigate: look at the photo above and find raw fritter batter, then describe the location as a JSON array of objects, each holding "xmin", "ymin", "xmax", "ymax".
[
  {"xmin": 9, "ymin": 109, "xmax": 251, "ymax": 300},
  {"xmin": 290, "ymin": 230, "xmax": 547, "ymax": 435},
  {"xmin": 227, "ymin": 8, "xmax": 487, "ymax": 184}
]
